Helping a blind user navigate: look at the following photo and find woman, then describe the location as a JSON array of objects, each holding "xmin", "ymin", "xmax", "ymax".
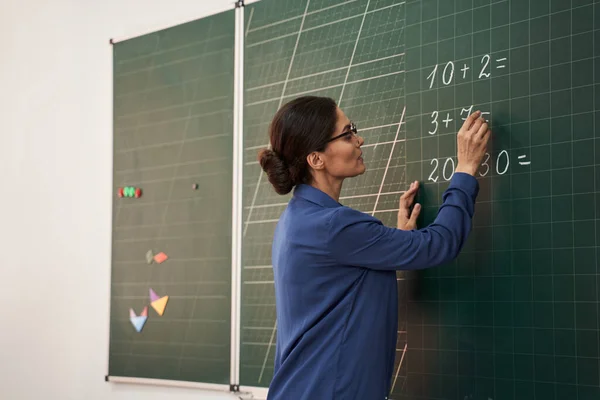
[{"xmin": 258, "ymin": 96, "xmax": 490, "ymax": 400}]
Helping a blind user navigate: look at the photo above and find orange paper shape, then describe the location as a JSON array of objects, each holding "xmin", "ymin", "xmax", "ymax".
[
  {"xmin": 153, "ymin": 252, "xmax": 168, "ymax": 264},
  {"xmin": 151, "ymin": 295, "xmax": 169, "ymax": 316}
]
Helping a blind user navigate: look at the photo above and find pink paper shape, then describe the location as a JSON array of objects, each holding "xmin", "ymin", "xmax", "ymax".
[
  {"xmin": 130, "ymin": 306, "xmax": 148, "ymax": 318},
  {"xmin": 153, "ymin": 252, "xmax": 168, "ymax": 264},
  {"xmin": 149, "ymin": 288, "xmax": 160, "ymax": 303}
]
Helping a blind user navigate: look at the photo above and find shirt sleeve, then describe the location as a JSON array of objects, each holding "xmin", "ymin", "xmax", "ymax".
[{"xmin": 327, "ymin": 172, "xmax": 479, "ymax": 270}]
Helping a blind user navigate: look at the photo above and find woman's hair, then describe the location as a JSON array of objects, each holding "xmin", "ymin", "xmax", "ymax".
[{"xmin": 257, "ymin": 96, "xmax": 338, "ymax": 195}]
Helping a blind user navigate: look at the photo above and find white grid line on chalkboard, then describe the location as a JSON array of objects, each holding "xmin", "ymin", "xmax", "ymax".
[
  {"xmin": 403, "ymin": 1, "xmax": 591, "ymax": 31},
  {"xmin": 114, "ymin": 34, "xmax": 234, "ymax": 67},
  {"xmin": 247, "ymin": 0, "xmax": 359, "ymax": 33},
  {"xmin": 246, "ymin": 52, "xmax": 405, "ymax": 92},
  {"xmin": 116, "ymin": 47, "xmax": 233, "ymax": 78},
  {"xmin": 115, "ymin": 111, "xmax": 231, "ymax": 135},
  {"xmin": 115, "ymin": 95, "xmax": 230, "ymax": 120},
  {"xmin": 115, "ymin": 157, "xmax": 227, "ymax": 175},
  {"xmin": 246, "ymin": 70, "xmax": 405, "ymax": 106},
  {"xmin": 246, "ymin": 2, "xmax": 404, "ymax": 48}
]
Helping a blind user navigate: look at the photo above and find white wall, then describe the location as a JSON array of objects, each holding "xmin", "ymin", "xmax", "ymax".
[{"xmin": 0, "ymin": 1, "xmax": 255, "ymax": 399}]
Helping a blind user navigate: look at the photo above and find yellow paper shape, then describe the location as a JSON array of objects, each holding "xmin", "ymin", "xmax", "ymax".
[{"xmin": 151, "ymin": 296, "xmax": 169, "ymax": 316}]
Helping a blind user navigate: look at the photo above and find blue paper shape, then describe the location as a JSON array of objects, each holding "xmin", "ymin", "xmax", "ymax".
[{"xmin": 130, "ymin": 316, "xmax": 148, "ymax": 333}]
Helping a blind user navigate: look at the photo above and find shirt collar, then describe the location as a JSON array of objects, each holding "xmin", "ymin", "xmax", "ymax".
[{"xmin": 293, "ymin": 184, "xmax": 342, "ymax": 208}]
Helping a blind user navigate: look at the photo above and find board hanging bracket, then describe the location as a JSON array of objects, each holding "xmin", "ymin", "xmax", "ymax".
[{"xmin": 235, "ymin": 0, "xmax": 245, "ymax": 7}]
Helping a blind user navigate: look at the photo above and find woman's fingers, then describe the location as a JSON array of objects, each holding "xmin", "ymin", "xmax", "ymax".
[
  {"xmin": 399, "ymin": 181, "xmax": 419, "ymax": 216},
  {"xmin": 407, "ymin": 203, "xmax": 421, "ymax": 229},
  {"xmin": 398, "ymin": 181, "xmax": 421, "ymax": 230},
  {"xmin": 469, "ymin": 116, "xmax": 486, "ymax": 135},
  {"xmin": 462, "ymin": 110, "xmax": 481, "ymax": 131},
  {"xmin": 476, "ymin": 120, "xmax": 489, "ymax": 138},
  {"xmin": 401, "ymin": 181, "xmax": 418, "ymax": 204}
]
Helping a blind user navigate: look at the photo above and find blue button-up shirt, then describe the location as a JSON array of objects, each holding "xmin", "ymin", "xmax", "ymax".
[{"xmin": 266, "ymin": 173, "xmax": 479, "ymax": 399}]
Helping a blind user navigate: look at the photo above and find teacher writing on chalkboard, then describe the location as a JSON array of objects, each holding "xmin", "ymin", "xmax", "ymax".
[{"xmin": 258, "ymin": 96, "xmax": 490, "ymax": 400}]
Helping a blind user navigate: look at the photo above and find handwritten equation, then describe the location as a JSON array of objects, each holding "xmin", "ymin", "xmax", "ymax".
[
  {"xmin": 427, "ymin": 150, "xmax": 530, "ymax": 183},
  {"xmin": 427, "ymin": 104, "xmax": 491, "ymax": 135},
  {"xmin": 426, "ymin": 54, "xmax": 507, "ymax": 89},
  {"xmin": 427, "ymin": 105, "xmax": 492, "ymax": 135}
]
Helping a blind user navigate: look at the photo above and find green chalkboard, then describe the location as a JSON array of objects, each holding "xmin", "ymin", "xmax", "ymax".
[
  {"xmin": 108, "ymin": 9, "xmax": 235, "ymax": 384},
  {"xmin": 403, "ymin": 1, "xmax": 600, "ymax": 399},
  {"xmin": 241, "ymin": 0, "xmax": 600, "ymax": 399}
]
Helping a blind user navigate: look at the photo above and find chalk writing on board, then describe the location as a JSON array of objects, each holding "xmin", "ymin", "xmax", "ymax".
[
  {"xmin": 518, "ymin": 155, "xmax": 530, "ymax": 165},
  {"xmin": 460, "ymin": 105, "xmax": 490, "ymax": 121},
  {"xmin": 428, "ymin": 105, "xmax": 491, "ymax": 135},
  {"xmin": 427, "ymin": 150, "xmax": 528, "ymax": 183},
  {"xmin": 425, "ymin": 54, "xmax": 508, "ymax": 89}
]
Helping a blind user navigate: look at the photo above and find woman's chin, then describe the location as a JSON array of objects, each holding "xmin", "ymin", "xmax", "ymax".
[{"xmin": 356, "ymin": 163, "xmax": 366, "ymax": 175}]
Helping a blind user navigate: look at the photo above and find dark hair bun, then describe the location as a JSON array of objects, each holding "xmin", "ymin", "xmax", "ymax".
[{"xmin": 258, "ymin": 148, "xmax": 294, "ymax": 195}]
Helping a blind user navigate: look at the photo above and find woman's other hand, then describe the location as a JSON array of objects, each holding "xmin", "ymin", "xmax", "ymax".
[{"xmin": 397, "ymin": 180, "xmax": 421, "ymax": 230}]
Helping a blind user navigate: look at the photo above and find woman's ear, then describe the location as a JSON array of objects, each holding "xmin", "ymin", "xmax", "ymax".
[{"xmin": 306, "ymin": 152, "xmax": 325, "ymax": 171}]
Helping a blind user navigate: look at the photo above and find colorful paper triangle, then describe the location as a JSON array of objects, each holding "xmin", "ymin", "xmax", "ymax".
[
  {"xmin": 149, "ymin": 288, "xmax": 160, "ymax": 303},
  {"xmin": 130, "ymin": 316, "xmax": 148, "ymax": 333},
  {"xmin": 130, "ymin": 306, "xmax": 148, "ymax": 318},
  {"xmin": 151, "ymin": 295, "xmax": 169, "ymax": 316},
  {"xmin": 129, "ymin": 306, "xmax": 149, "ymax": 333}
]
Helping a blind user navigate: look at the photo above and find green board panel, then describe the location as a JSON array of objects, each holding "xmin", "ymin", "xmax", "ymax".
[
  {"xmin": 108, "ymin": 9, "xmax": 235, "ymax": 384},
  {"xmin": 242, "ymin": 0, "xmax": 409, "ymax": 388},
  {"xmin": 241, "ymin": 0, "xmax": 600, "ymax": 399},
  {"xmin": 403, "ymin": 1, "xmax": 600, "ymax": 399}
]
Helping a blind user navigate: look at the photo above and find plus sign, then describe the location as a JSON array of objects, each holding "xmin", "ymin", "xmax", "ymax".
[
  {"xmin": 461, "ymin": 63, "xmax": 470, "ymax": 79},
  {"xmin": 443, "ymin": 113, "xmax": 453, "ymax": 128}
]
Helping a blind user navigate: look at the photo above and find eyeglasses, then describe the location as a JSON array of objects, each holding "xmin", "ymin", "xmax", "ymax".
[{"xmin": 325, "ymin": 122, "xmax": 358, "ymax": 143}]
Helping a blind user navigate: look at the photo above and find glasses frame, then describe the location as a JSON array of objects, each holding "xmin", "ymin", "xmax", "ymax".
[{"xmin": 325, "ymin": 122, "xmax": 358, "ymax": 143}]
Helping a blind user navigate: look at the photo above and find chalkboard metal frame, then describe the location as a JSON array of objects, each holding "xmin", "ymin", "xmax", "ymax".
[{"xmin": 230, "ymin": 0, "xmax": 245, "ymax": 392}]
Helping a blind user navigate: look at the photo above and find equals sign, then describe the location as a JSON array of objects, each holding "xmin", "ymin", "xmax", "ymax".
[
  {"xmin": 518, "ymin": 155, "xmax": 530, "ymax": 165},
  {"xmin": 496, "ymin": 58, "xmax": 507, "ymax": 69}
]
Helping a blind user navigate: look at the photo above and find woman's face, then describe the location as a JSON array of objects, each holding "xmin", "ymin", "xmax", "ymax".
[{"xmin": 321, "ymin": 107, "xmax": 366, "ymax": 179}]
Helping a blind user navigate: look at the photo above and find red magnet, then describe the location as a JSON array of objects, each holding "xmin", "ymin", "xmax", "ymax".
[
  {"xmin": 118, "ymin": 187, "xmax": 124, "ymax": 197},
  {"xmin": 135, "ymin": 188, "xmax": 142, "ymax": 198}
]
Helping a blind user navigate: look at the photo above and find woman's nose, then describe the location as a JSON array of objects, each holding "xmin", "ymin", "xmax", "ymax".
[{"xmin": 357, "ymin": 135, "xmax": 364, "ymax": 146}]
